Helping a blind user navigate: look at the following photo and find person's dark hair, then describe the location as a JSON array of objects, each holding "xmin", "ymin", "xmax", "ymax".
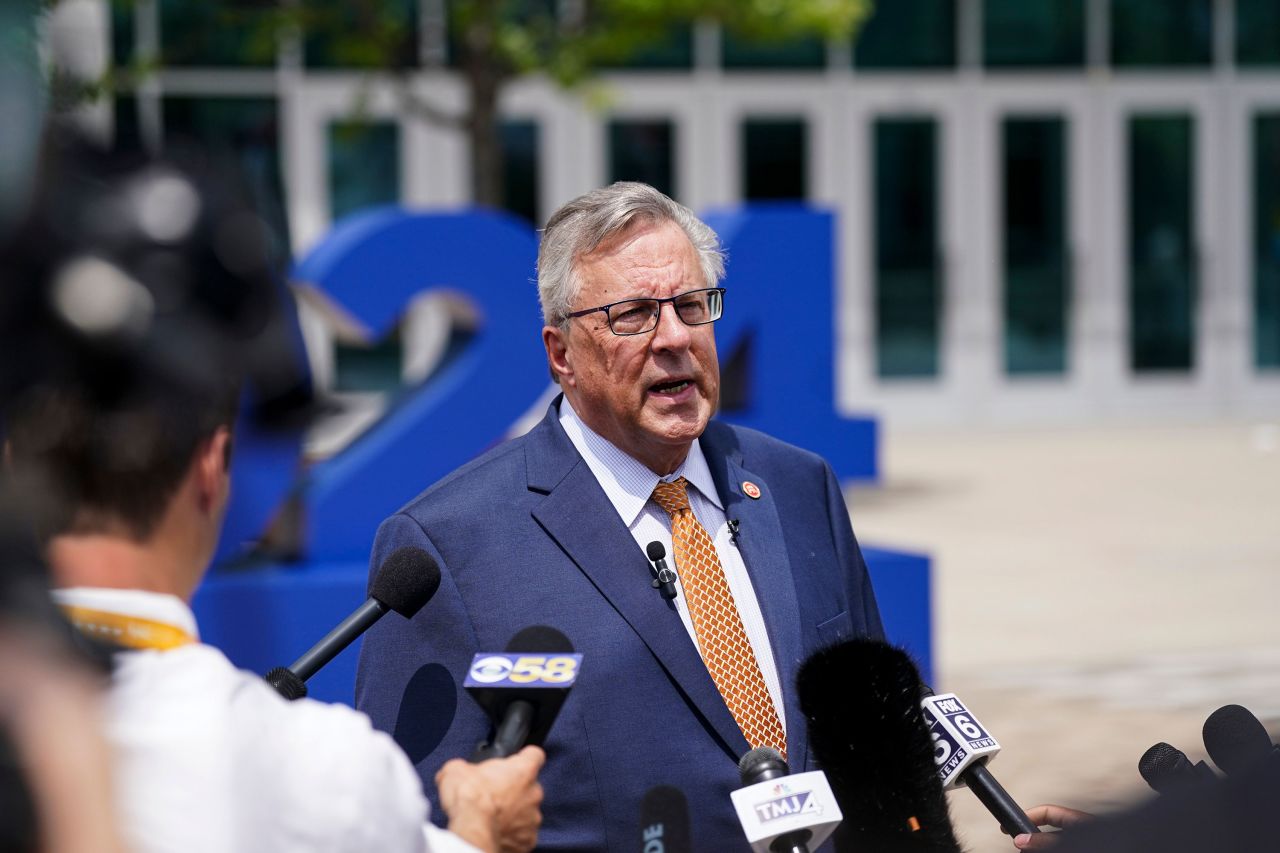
[{"xmin": 4, "ymin": 379, "xmax": 239, "ymax": 542}]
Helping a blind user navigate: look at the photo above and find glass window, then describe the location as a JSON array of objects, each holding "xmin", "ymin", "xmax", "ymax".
[
  {"xmin": 722, "ymin": 32, "xmax": 827, "ymax": 70},
  {"xmin": 609, "ymin": 120, "xmax": 676, "ymax": 200},
  {"xmin": 598, "ymin": 25, "xmax": 694, "ymax": 70},
  {"xmin": 113, "ymin": 95, "xmax": 144, "ymax": 152},
  {"xmin": 306, "ymin": 0, "xmax": 418, "ymax": 69},
  {"xmin": 162, "ymin": 97, "xmax": 290, "ymax": 264},
  {"xmin": 1003, "ymin": 117, "xmax": 1069, "ymax": 375},
  {"xmin": 1237, "ymin": 0, "xmax": 1280, "ymax": 67},
  {"xmin": 446, "ymin": 0, "xmax": 558, "ymax": 70},
  {"xmin": 1255, "ymin": 113, "xmax": 1280, "ymax": 369},
  {"xmin": 1112, "ymin": 0, "xmax": 1212, "ymax": 68},
  {"xmin": 874, "ymin": 118, "xmax": 942, "ymax": 379},
  {"xmin": 984, "ymin": 0, "xmax": 1085, "ymax": 68},
  {"xmin": 328, "ymin": 121, "xmax": 401, "ymax": 222},
  {"xmin": 854, "ymin": 0, "xmax": 955, "ymax": 70},
  {"xmin": 501, "ymin": 119, "xmax": 540, "ymax": 225},
  {"xmin": 159, "ymin": 0, "xmax": 277, "ymax": 67},
  {"xmin": 1129, "ymin": 114, "xmax": 1196, "ymax": 372},
  {"xmin": 741, "ymin": 118, "xmax": 807, "ymax": 201},
  {"xmin": 334, "ymin": 328, "xmax": 404, "ymax": 393},
  {"xmin": 111, "ymin": 1, "xmax": 135, "ymax": 67}
]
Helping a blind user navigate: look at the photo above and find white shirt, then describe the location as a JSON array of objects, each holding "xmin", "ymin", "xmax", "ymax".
[
  {"xmin": 53, "ymin": 587, "xmax": 479, "ymax": 853},
  {"xmin": 558, "ymin": 399, "xmax": 786, "ymax": 730}
]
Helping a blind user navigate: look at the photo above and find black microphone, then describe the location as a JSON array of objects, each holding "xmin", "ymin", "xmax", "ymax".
[
  {"xmin": 917, "ymin": 685, "xmax": 1037, "ymax": 839},
  {"xmin": 798, "ymin": 640, "xmax": 962, "ymax": 852},
  {"xmin": 265, "ymin": 546, "xmax": 441, "ymax": 700},
  {"xmin": 468, "ymin": 625, "xmax": 577, "ymax": 761},
  {"xmin": 728, "ymin": 518, "xmax": 741, "ymax": 545},
  {"xmin": 646, "ymin": 541, "xmax": 678, "ymax": 601},
  {"xmin": 1202, "ymin": 704, "xmax": 1278, "ymax": 776},
  {"xmin": 640, "ymin": 785, "xmax": 692, "ymax": 853},
  {"xmin": 1139, "ymin": 742, "xmax": 1218, "ymax": 793}
]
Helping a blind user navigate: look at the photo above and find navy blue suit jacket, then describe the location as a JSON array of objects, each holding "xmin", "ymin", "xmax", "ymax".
[{"xmin": 355, "ymin": 401, "xmax": 884, "ymax": 850}]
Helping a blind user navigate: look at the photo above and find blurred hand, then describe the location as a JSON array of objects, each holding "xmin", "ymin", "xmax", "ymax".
[
  {"xmin": 1012, "ymin": 804, "xmax": 1093, "ymax": 850},
  {"xmin": 436, "ymin": 745, "xmax": 545, "ymax": 853}
]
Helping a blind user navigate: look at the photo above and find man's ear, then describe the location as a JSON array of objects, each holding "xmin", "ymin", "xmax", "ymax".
[
  {"xmin": 194, "ymin": 426, "xmax": 232, "ymax": 511},
  {"xmin": 543, "ymin": 325, "xmax": 574, "ymax": 387}
]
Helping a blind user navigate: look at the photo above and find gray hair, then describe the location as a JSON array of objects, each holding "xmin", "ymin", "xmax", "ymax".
[{"xmin": 537, "ymin": 182, "xmax": 725, "ymax": 328}]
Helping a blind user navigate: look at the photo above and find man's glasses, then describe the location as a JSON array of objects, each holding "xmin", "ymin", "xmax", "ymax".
[{"xmin": 565, "ymin": 287, "xmax": 725, "ymax": 336}]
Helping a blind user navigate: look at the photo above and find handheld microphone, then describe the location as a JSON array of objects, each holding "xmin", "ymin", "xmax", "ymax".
[
  {"xmin": 1139, "ymin": 742, "xmax": 1218, "ymax": 793},
  {"xmin": 265, "ymin": 546, "xmax": 441, "ymax": 699},
  {"xmin": 1202, "ymin": 704, "xmax": 1278, "ymax": 776},
  {"xmin": 731, "ymin": 747, "xmax": 841, "ymax": 853},
  {"xmin": 640, "ymin": 785, "xmax": 692, "ymax": 853},
  {"xmin": 918, "ymin": 688, "xmax": 1037, "ymax": 838},
  {"xmin": 798, "ymin": 640, "xmax": 962, "ymax": 852},
  {"xmin": 646, "ymin": 541, "xmax": 678, "ymax": 601},
  {"xmin": 466, "ymin": 625, "xmax": 578, "ymax": 761}
]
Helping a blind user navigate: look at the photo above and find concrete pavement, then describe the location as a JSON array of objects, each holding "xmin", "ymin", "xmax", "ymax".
[{"xmin": 848, "ymin": 420, "xmax": 1280, "ymax": 851}]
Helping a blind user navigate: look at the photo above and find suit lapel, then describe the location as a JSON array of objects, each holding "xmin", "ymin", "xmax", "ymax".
[
  {"xmin": 525, "ymin": 405, "xmax": 750, "ymax": 761},
  {"xmin": 702, "ymin": 423, "xmax": 809, "ymax": 770}
]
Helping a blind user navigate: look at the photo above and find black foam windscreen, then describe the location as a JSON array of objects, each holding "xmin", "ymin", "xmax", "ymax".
[
  {"xmin": 798, "ymin": 639, "xmax": 961, "ymax": 853},
  {"xmin": 1203, "ymin": 705, "xmax": 1274, "ymax": 776},
  {"xmin": 505, "ymin": 625, "xmax": 574, "ymax": 654},
  {"xmin": 738, "ymin": 745, "xmax": 788, "ymax": 785},
  {"xmin": 369, "ymin": 547, "xmax": 441, "ymax": 618},
  {"xmin": 646, "ymin": 540, "xmax": 666, "ymax": 562}
]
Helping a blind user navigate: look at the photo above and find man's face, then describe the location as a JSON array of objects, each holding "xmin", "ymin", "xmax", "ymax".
[{"xmin": 543, "ymin": 219, "xmax": 720, "ymax": 475}]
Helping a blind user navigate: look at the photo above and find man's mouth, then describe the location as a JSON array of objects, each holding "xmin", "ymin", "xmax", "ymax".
[{"xmin": 650, "ymin": 378, "xmax": 692, "ymax": 396}]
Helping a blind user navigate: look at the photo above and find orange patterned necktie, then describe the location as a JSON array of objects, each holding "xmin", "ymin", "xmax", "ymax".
[{"xmin": 651, "ymin": 477, "xmax": 786, "ymax": 759}]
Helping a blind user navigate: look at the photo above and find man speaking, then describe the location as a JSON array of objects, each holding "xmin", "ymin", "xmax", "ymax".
[{"xmin": 356, "ymin": 182, "xmax": 885, "ymax": 849}]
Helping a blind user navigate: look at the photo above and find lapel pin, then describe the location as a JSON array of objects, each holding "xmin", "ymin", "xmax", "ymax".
[{"xmin": 742, "ymin": 481, "xmax": 761, "ymax": 499}]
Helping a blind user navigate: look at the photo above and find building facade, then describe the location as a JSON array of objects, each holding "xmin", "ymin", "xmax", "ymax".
[{"xmin": 77, "ymin": 0, "xmax": 1280, "ymax": 426}]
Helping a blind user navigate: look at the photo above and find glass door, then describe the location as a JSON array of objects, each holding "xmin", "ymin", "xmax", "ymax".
[
  {"xmin": 1128, "ymin": 113, "xmax": 1197, "ymax": 372},
  {"xmin": 1002, "ymin": 115, "xmax": 1070, "ymax": 375},
  {"xmin": 873, "ymin": 117, "xmax": 942, "ymax": 378}
]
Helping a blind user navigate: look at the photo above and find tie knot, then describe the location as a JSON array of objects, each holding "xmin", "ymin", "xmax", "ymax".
[{"xmin": 651, "ymin": 477, "xmax": 692, "ymax": 515}]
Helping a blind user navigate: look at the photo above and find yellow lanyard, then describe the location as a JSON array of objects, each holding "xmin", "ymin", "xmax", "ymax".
[{"xmin": 59, "ymin": 604, "xmax": 196, "ymax": 651}]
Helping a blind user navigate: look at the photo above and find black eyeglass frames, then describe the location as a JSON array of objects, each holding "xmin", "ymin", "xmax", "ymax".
[{"xmin": 564, "ymin": 287, "xmax": 725, "ymax": 336}]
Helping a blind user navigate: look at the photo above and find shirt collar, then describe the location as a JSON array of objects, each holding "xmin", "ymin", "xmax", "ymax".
[
  {"xmin": 51, "ymin": 586, "xmax": 200, "ymax": 641},
  {"xmin": 558, "ymin": 397, "xmax": 723, "ymax": 527}
]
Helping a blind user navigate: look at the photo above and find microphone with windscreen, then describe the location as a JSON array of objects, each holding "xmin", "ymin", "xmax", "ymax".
[
  {"xmin": 265, "ymin": 546, "xmax": 440, "ymax": 700},
  {"xmin": 466, "ymin": 625, "xmax": 579, "ymax": 761},
  {"xmin": 1138, "ymin": 742, "xmax": 1217, "ymax": 794},
  {"xmin": 646, "ymin": 541, "xmax": 679, "ymax": 601},
  {"xmin": 798, "ymin": 640, "xmax": 961, "ymax": 852},
  {"xmin": 1203, "ymin": 704, "xmax": 1278, "ymax": 776}
]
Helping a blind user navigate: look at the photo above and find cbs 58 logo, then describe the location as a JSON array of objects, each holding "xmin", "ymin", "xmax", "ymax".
[{"xmin": 468, "ymin": 654, "xmax": 579, "ymax": 685}]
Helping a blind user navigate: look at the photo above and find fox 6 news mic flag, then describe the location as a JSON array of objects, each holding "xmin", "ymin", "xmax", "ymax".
[
  {"xmin": 730, "ymin": 771, "xmax": 842, "ymax": 853},
  {"xmin": 921, "ymin": 693, "xmax": 1001, "ymax": 790}
]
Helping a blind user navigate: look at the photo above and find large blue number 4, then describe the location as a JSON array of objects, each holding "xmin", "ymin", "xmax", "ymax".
[{"xmin": 710, "ymin": 206, "xmax": 876, "ymax": 482}]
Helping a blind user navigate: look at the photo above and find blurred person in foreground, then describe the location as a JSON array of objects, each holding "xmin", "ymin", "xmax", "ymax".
[
  {"xmin": 1, "ymin": 136, "xmax": 544, "ymax": 853},
  {"xmin": 356, "ymin": 182, "xmax": 885, "ymax": 848},
  {"xmin": 0, "ymin": 520, "xmax": 126, "ymax": 853},
  {"xmin": 1007, "ymin": 755, "xmax": 1280, "ymax": 852}
]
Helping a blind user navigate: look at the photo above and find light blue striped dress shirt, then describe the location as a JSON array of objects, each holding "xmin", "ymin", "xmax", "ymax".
[{"xmin": 558, "ymin": 397, "xmax": 786, "ymax": 729}]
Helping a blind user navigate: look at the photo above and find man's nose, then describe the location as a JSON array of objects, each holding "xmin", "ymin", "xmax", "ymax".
[{"xmin": 650, "ymin": 302, "xmax": 692, "ymax": 351}]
